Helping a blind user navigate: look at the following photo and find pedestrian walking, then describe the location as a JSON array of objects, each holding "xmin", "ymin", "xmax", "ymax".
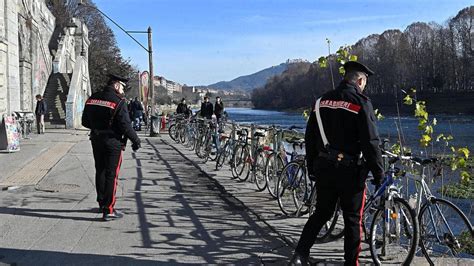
[
  {"xmin": 82, "ymin": 74, "xmax": 141, "ymax": 221},
  {"xmin": 130, "ymin": 97, "xmax": 144, "ymax": 131},
  {"xmin": 200, "ymin": 96, "xmax": 213, "ymax": 119},
  {"xmin": 289, "ymin": 61, "xmax": 384, "ymax": 265},
  {"xmin": 34, "ymin": 94, "xmax": 47, "ymax": 134},
  {"xmin": 214, "ymin": 96, "xmax": 224, "ymax": 122}
]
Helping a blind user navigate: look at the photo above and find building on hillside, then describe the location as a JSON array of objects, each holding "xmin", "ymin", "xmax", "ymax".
[
  {"xmin": 182, "ymin": 85, "xmax": 195, "ymax": 94},
  {"xmin": 154, "ymin": 76, "xmax": 166, "ymax": 88},
  {"xmin": 154, "ymin": 76, "xmax": 182, "ymax": 95},
  {"xmin": 165, "ymin": 80, "xmax": 182, "ymax": 94}
]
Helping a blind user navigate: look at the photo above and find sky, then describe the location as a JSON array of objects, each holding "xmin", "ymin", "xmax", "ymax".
[{"xmin": 93, "ymin": 0, "xmax": 473, "ymax": 86}]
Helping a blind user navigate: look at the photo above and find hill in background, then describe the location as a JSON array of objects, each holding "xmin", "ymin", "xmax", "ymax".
[{"xmin": 204, "ymin": 60, "xmax": 310, "ymax": 91}]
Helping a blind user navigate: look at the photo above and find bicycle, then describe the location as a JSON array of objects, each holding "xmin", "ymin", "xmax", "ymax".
[
  {"xmin": 13, "ymin": 111, "xmax": 34, "ymax": 139},
  {"xmin": 216, "ymin": 121, "xmax": 239, "ymax": 170},
  {"xmin": 385, "ymin": 150, "xmax": 474, "ymax": 264},
  {"xmin": 276, "ymin": 142, "xmax": 310, "ymax": 216},
  {"xmin": 265, "ymin": 126, "xmax": 303, "ymax": 199},
  {"xmin": 231, "ymin": 126, "xmax": 268, "ymax": 183},
  {"xmin": 366, "ymin": 160, "xmax": 419, "ymax": 265}
]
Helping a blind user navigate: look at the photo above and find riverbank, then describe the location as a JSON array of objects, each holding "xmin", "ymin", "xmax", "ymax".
[{"xmin": 256, "ymin": 90, "xmax": 474, "ymax": 115}]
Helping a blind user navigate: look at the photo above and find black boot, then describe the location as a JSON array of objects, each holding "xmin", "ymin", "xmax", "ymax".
[{"xmin": 288, "ymin": 251, "xmax": 309, "ymax": 266}]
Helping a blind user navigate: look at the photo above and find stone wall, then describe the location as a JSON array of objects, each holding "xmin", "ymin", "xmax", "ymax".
[{"xmin": 0, "ymin": 0, "xmax": 55, "ymax": 116}]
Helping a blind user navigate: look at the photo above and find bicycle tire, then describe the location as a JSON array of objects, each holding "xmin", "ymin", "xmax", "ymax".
[
  {"xmin": 277, "ymin": 161, "xmax": 306, "ymax": 216},
  {"xmin": 419, "ymin": 197, "xmax": 474, "ymax": 264},
  {"xmin": 216, "ymin": 142, "xmax": 229, "ymax": 170},
  {"xmin": 235, "ymin": 145, "xmax": 251, "ymax": 182},
  {"xmin": 230, "ymin": 145, "xmax": 242, "ymax": 179},
  {"xmin": 265, "ymin": 152, "xmax": 285, "ymax": 199},
  {"xmin": 369, "ymin": 197, "xmax": 419, "ymax": 265},
  {"xmin": 308, "ymin": 195, "xmax": 343, "ymax": 242},
  {"xmin": 308, "ymin": 198, "xmax": 341, "ymax": 242},
  {"xmin": 254, "ymin": 150, "xmax": 267, "ymax": 191},
  {"xmin": 168, "ymin": 124, "xmax": 177, "ymax": 141},
  {"xmin": 208, "ymin": 135, "xmax": 218, "ymax": 161},
  {"xmin": 178, "ymin": 126, "xmax": 186, "ymax": 144}
]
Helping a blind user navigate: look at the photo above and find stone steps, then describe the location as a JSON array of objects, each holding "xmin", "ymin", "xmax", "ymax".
[{"xmin": 43, "ymin": 73, "xmax": 71, "ymax": 128}]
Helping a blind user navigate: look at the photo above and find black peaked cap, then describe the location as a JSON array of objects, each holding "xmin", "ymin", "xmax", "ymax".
[
  {"xmin": 343, "ymin": 61, "xmax": 374, "ymax": 76},
  {"xmin": 108, "ymin": 73, "xmax": 129, "ymax": 83}
]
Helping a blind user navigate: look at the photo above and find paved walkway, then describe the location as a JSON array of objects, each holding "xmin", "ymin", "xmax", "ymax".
[{"xmin": 0, "ymin": 130, "xmax": 437, "ymax": 265}]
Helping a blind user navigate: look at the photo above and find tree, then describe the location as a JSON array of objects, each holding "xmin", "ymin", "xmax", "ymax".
[
  {"xmin": 46, "ymin": 0, "xmax": 137, "ymax": 93},
  {"xmin": 251, "ymin": 5, "xmax": 474, "ymax": 112}
]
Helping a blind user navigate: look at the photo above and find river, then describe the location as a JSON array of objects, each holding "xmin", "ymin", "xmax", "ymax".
[
  {"xmin": 226, "ymin": 107, "xmax": 474, "ymax": 151},
  {"xmin": 226, "ymin": 107, "xmax": 474, "ymax": 224}
]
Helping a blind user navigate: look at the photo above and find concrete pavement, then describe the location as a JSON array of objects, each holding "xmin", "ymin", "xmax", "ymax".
[
  {"xmin": 0, "ymin": 130, "xmax": 436, "ymax": 265},
  {"xmin": 0, "ymin": 131, "xmax": 291, "ymax": 265}
]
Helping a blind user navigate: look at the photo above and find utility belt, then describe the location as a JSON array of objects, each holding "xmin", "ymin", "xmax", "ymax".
[
  {"xmin": 91, "ymin": 129, "xmax": 121, "ymax": 139},
  {"xmin": 318, "ymin": 147, "xmax": 362, "ymax": 167}
]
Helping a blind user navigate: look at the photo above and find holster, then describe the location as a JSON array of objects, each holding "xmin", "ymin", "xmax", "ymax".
[{"xmin": 318, "ymin": 147, "xmax": 362, "ymax": 168}]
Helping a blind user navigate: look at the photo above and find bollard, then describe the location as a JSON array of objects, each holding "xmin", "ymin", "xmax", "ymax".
[{"xmin": 161, "ymin": 115, "xmax": 167, "ymax": 131}]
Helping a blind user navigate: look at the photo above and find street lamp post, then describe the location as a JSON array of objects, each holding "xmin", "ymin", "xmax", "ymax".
[{"xmin": 78, "ymin": 1, "xmax": 157, "ymax": 136}]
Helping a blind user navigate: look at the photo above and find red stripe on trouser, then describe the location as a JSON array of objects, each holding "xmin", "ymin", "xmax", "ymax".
[
  {"xmin": 355, "ymin": 188, "xmax": 367, "ymax": 266},
  {"xmin": 108, "ymin": 151, "xmax": 123, "ymax": 214}
]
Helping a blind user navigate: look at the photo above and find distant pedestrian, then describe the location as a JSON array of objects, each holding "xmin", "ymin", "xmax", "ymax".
[
  {"xmin": 176, "ymin": 98, "xmax": 189, "ymax": 117},
  {"xmin": 214, "ymin": 96, "xmax": 224, "ymax": 122},
  {"xmin": 200, "ymin": 96, "xmax": 213, "ymax": 119},
  {"xmin": 35, "ymin": 94, "xmax": 47, "ymax": 134},
  {"xmin": 82, "ymin": 74, "xmax": 141, "ymax": 221},
  {"xmin": 130, "ymin": 97, "xmax": 144, "ymax": 131}
]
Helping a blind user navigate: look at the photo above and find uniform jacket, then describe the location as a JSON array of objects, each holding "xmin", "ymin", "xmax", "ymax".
[
  {"xmin": 35, "ymin": 100, "xmax": 47, "ymax": 115},
  {"xmin": 81, "ymin": 86, "xmax": 140, "ymax": 145},
  {"xmin": 200, "ymin": 101, "xmax": 214, "ymax": 119},
  {"xmin": 305, "ymin": 81, "xmax": 384, "ymax": 183}
]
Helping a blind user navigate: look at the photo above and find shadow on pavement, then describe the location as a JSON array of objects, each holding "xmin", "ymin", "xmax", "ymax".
[{"xmin": 0, "ymin": 248, "xmax": 169, "ymax": 265}]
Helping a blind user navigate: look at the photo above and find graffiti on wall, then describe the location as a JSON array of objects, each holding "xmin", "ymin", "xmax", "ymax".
[{"xmin": 33, "ymin": 41, "xmax": 48, "ymax": 96}]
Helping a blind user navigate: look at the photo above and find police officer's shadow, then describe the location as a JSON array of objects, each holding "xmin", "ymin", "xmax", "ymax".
[{"xmin": 0, "ymin": 206, "xmax": 102, "ymax": 222}]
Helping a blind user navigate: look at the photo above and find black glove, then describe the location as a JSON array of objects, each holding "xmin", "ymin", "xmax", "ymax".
[
  {"xmin": 132, "ymin": 142, "xmax": 141, "ymax": 152},
  {"xmin": 308, "ymin": 174, "xmax": 317, "ymax": 182}
]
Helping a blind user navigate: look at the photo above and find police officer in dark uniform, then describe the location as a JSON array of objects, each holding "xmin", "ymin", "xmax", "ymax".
[
  {"xmin": 82, "ymin": 74, "xmax": 141, "ymax": 221},
  {"xmin": 290, "ymin": 61, "xmax": 384, "ymax": 265}
]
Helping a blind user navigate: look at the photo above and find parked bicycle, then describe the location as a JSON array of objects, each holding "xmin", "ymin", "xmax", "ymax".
[{"xmin": 385, "ymin": 150, "xmax": 474, "ymax": 264}]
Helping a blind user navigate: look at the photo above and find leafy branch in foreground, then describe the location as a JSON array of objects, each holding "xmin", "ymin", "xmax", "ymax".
[{"xmin": 403, "ymin": 88, "xmax": 471, "ymax": 184}]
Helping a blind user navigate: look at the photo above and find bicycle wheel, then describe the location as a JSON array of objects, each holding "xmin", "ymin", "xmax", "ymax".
[
  {"xmin": 254, "ymin": 150, "xmax": 267, "ymax": 191},
  {"xmin": 419, "ymin": 197, "xmax": 474, "ymax": 264},
  {"xmin": 178, "ymin": 126, "xmax": 186, "ymax": 144},
  {"xmin": 308, "ymin": 195, "xmax": 344, "ymax": 241},
  {"xmin": 235, "ymin": 145, "xmax": 251, "ymax": 182},
  {"xmin": 308, "ymin": 187, "xmax": 341, "ymax": 242},
  {"xmin": 195, "ymin": 133, "xmax": 209, "ymax": 161},
  {"xmin": 369, "ymin": 197, "xmax": 419, "ymax": 265},
  {"xmin": 230, "ymin": 145, "xmax": 241, "ymax": 179},
  {"xmin": 168, "ymin": 124, "xmax": 177, "ymax": 141},
  {"xmin": 277, "ymin": 161, "xmax": 306, "ymax": 216},
  {"xmin": 208, "ymin": 135, "xmax": 218, "ymax": 161},
  {"xmin": 216, "ymin": 142, "xmax": 230, "ymax": 170},
  {"xmin": 265, "ymin": 152, "xmax": 284, "ymax": 199},
  {"xmin": 294, "ymin": 167, "xmax": 310, "ymax": 217}
]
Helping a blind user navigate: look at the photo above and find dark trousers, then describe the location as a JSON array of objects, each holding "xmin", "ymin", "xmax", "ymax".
[
  {"xmin": 91, "ymin": 136, "xmax": 123, "ymax": 215},
  {"xmin": 295, "ymin": 166, "xmax": 366, "ymax": 266}
]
